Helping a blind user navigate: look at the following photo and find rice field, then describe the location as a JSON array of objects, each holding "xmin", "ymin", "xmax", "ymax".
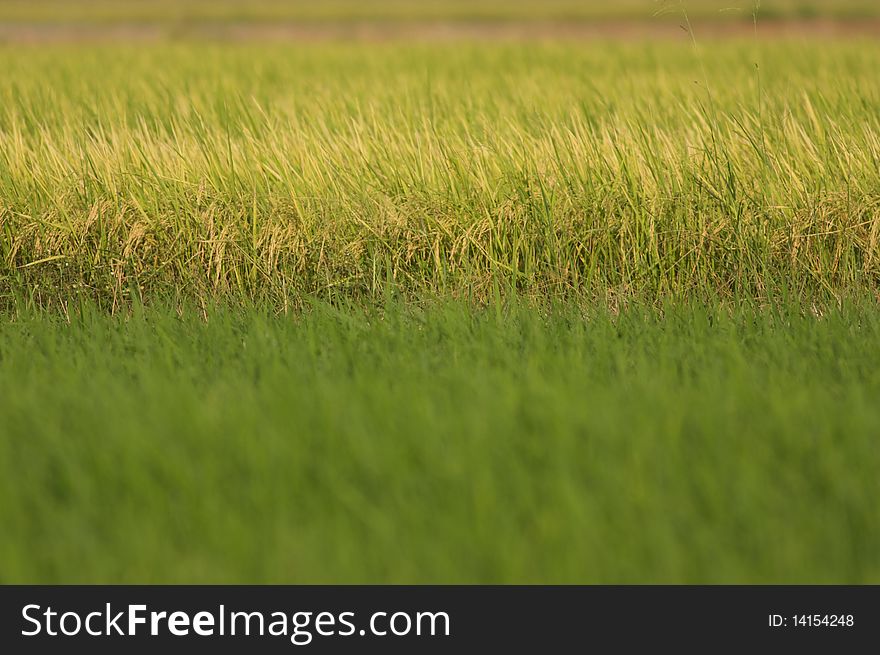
[{"xmin": 1, "ymin": 1, "xmax": 879, "ymax": 584}]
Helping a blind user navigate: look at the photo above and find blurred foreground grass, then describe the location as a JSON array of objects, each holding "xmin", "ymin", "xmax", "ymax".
[{"xmin": 1, "ymin": 300, "xmax": 879, "ymax": 583}]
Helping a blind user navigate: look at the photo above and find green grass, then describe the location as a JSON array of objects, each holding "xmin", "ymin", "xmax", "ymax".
[
  {"xmin": 1, "ymin": 300, "xmax": 879, "ymax": 583},
  {"xmin": 2, "ymin": 39, "xmax": 880, "ymax": 310},
  {"xmin": 1, "ymin": 1, "xmax": 879, "ymax": 26}
]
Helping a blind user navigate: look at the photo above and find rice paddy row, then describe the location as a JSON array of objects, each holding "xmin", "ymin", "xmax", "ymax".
[{"xmin": 2, "ymin": 40, "xmax": 879, "ymax": 311}]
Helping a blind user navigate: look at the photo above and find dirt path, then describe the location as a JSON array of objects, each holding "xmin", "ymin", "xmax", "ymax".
[{"xmin": 2, "ymin": 18, "xmax": 880, "ymax": 44}]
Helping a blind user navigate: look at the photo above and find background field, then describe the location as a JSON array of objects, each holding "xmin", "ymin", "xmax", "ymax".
[
  {"xmin": 1, "ymin": 1, "xmax": 879, "ymax": 584},
  {"xmin": 1, "ymin": 1, "xmax": 879, "ymax": 25}
]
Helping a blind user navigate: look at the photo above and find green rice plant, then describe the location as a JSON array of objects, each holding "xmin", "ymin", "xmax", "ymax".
[{"xmin": 1, "ymin": 40, "xmax": 879, "ymax": 310}]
